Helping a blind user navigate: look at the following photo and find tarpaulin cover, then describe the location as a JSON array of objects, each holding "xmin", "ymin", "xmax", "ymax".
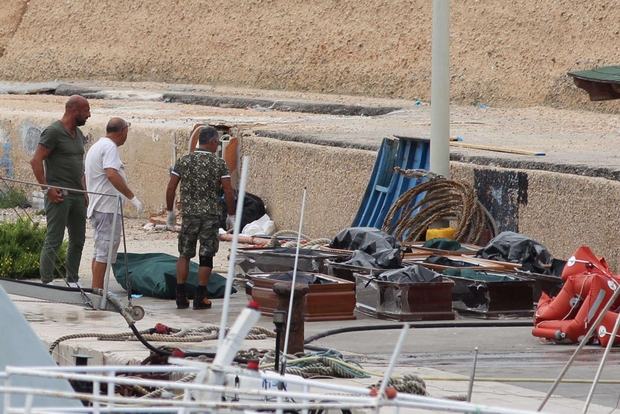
[
  {"xmin": 333, "ymin": 250, "xmax": 401, "ymax": 270},
  {"xmin": 374, "ymin": 265, "xmax": 443, "ymax": 283},
  {"xmin": 219, "ymin": 191, "xmax": 266, "ymax": 231},
  {"xmin": 423, "ymin": 238, "xmax": 462, "ymax": 251},
  {"xmin": 443, "ymin": 268, "xmax": 520, "ymax": 282},
  {"xmin": 264, "ymin": 271, "xmax": 336, "ymax": 284},
  {"xmin": 424, "ymin": 255, "xmax": 477, "ymax": 268},
  {"xmin": 476, "ymin": 231, "xmax": 559, "ymax": 274},
  {"xmin": 112, "ymin": 252, "xmax": 236, "ymax": 299},
  {"xmin": 330, "ymin": 227, "xmax": 402, "ymax": 268},
  {"xmin": 235, "ymin": 247, "xmax": 348, "ymax": 277}
]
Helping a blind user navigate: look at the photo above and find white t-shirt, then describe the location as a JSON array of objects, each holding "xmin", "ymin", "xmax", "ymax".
[{"xmin": 85, "ymin": 137, "xmax": 127, "ymax": 217}]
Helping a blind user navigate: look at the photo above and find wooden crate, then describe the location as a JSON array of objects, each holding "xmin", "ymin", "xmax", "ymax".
[
  {"xmin": 247, "ymin": 272, "xmax": 356, "ymax": 322},
  {"xmin": 447, "ymin": 274, "xmax": 535, "ymax": 317},
  {"xmin": 235, "ymin": 247, "xmax": 349, "ymax": 279},
  {"xmin": 354, "ymin": 273, "xmax": 455, "ymax": 321},
  {"xmin": 402, "ymin": 255, "xmax": 505, "ymax": 272}
]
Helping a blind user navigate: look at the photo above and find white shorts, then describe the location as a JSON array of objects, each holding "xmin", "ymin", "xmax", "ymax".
[{"xmin": 90, "ymin": 211, "xmax": 122, "ymax": 264}]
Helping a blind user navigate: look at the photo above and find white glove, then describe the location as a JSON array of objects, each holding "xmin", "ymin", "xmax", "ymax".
[
  {"xmin": 226, "ymin": 214, "xmax": 236, "ymax": 231},
  {"xmin": 129, "ymin": 196, "xmax": 143, "ymax": 217},
  {"xmin": 166, "ymin": 210, "xmax": 177, "ymax": 229}
]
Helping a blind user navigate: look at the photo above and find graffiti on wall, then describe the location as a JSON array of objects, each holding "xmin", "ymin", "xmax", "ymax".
[
  {"xmin": 0, "ymin": 127, "xmax": 13, "ymax": 178},
  {"xmin": 473, "ymin": 169, "xmax": 528, "ymax": 233},
  {"xmin": 19, "ymin": 120, "xmax": 42, "ymax": 156}
]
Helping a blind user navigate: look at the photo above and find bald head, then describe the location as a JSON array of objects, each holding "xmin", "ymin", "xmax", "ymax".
[
  {"xmin": 105, "ymin": 117, "xmax": 131, "ymax": 146},
  {"xmin": 63, "ymin": 95, "xmax": 90, "ymax": 126},
  {"xmin": 65, "ymin": 95, "xmax": 88, "ymax": 112},
  {"xmin": 106, "ymin": 117, "xmax": 130, "ymax": 134}
]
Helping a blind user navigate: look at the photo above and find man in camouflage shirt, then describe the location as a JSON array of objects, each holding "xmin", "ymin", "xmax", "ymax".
[{"xmin": 165, "ymin": 126, "xmax": 235, "ymax": 309}]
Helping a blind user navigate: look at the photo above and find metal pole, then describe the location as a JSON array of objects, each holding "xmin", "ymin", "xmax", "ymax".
[
  {"xmin": 467, "ymin": 347, "xmax": 479, "ymax": 402},
  {"xmin": 583, "ymin": 311, "xmax": 620, "ymax": 413},
  {"xmin": 430, "ymin": 0, "xmax": 451, "ymax": 179},
  {"xmin": 100, "ymin": 195, "xmax": 121, "ymax": 310},
  {"xmin": 281, "ymin": 187, "xmax": 308, "ymax": 373},
  {"xmin": 375, "ymin": 323, "xmax": 410, "ymax": 414},
  {"xmin": 218, "ymin": 156, "xmax": 250, "ymax": 350}
]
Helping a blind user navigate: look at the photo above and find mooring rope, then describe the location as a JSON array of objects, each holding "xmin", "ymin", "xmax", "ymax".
[
  {"xmin": 265, "ymin": 230, "xmax": 312, "ymax": 248},
  {"xmin": 259, "ymin": 350, "xmax": 370, "ymax": 379},
  {"xmin": 49, "ymin": 325, "xmax": 276, "ymax": 353},
  {"xmin": 280, "ymin": 238, "xmax": 332, "ymax": 249},
  {"xmin": 382, "ymin": 168, "xmax": 497, "ymax": 244}
]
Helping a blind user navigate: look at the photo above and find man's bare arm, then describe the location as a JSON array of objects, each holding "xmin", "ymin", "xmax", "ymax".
[
  {"xmin": 30, "ymin": 144, "xmax": 52, "ymax": 189},
  {"xmin": 105, "ymin": 168, "xmax": 135, "ymax": 200},
  {"xmin": 166, "ymin": 174, "xmax": 180, "ymax": 212},
  {"xmin": 30, "ymin": 144, "xmax": 63, "ymax": 203}
]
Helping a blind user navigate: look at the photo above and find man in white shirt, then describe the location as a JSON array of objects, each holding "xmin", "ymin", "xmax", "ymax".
[{"xmin": 85, "ymin": 118, "xmax": 142, "ymax": 289}]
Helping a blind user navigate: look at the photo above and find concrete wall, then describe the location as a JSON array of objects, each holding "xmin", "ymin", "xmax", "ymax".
[
  {"xmin": 451, "ymin": 163, "xmax": 620, "ymax": 271},
  {"xmin": 242, "ymin": 136, "xmax": 375, "ymax": 238},
  {"xmin": 4, "ymin": 115, "xmax": 620, "ymax": 268},
  {"xmin": 0, "ymin": 116, "xmax": 190, "ymax": 214}
]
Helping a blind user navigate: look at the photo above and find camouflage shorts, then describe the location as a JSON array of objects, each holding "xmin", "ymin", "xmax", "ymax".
[{"xmin": 178, "ymin": 214, "xmax": 220, "ymax": 258}]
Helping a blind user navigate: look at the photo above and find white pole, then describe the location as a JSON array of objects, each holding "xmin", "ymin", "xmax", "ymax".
[
  {"xmin": 100, "ymin": 195, "xmax": 121, "ymax": 310},
  {"xmin": 218, "ymin": 156, "xmax": 250, "ymax": 350},
  {"xmin": 281, "ymin": 188, "xmax": 308, "ymax": 364},
  {"xmin": 430, "ymin": 0, "xmax": 451, "ymax": 179}
]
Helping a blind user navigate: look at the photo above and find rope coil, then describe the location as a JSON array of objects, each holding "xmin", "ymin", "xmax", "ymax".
[
  {"xmin": 49, "ymin": 325, "xmax": 276, "ymax": 353},
  {"xmin": 382, "ymin": 168, "xmax": 497, "ymax": 244}
]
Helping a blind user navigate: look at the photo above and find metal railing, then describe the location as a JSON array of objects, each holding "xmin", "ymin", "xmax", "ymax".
[{"xmin": 0, "ymin": 176, "xmax": 124, "ymax": 310}]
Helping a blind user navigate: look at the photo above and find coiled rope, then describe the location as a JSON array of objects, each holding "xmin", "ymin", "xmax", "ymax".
[
  {"xmin": 259, "ymin": 350, "xmax": 369, "ymax": 379},
  {"xmin": 49, "ymin": 325, "xmax": 276, "ymax": 353},
  {"xmin": 382, "ymin": 168, "xmax": 497, "ymax": 244},
  {"xmin": 370, "ymin": 374, "xmax": 428, "ymax": 395},
  {"xmin": 369, "ymin": 374, "xmax": 467, "ymax": 400}
]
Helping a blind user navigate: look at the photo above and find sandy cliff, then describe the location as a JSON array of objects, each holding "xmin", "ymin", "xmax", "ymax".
[{"xmin": 0, "ymin": 1, "xmax": 617, "ymax": 111}]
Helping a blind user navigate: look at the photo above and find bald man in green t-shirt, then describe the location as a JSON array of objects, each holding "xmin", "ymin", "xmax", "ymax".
[{"xmin": 30, "ymin": 95, "xmax": 91, "ymax": 286}]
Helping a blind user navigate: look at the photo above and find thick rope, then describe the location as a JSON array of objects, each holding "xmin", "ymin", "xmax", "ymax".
[
  {"xmin": 382, "ymin": 168, "xmax": 496, "ymax": 244},
  {"xmin": 266, "ymin": 230, "xmax": 312, "ymax": 248},
  {"xmin": 370, "ymin": 374, "xmax": 468, "ymax": 401},
  {"xmin": 49, "ymin": 325, "xmax": 276, "ymax": 353},
  {"xmin": 370, "ymin": 374, "xmax": 429, "ymax": 395},
  {"xmin": 260, "ymin": 350, "xmax": 370, "ymax": 379},
  {"xmin": 280, "ymin": 238, "xmax": 332, "ymax": 249},
  {"xmin": 139, "ymin": 373, "xmax": 197, "ymax": 399}
]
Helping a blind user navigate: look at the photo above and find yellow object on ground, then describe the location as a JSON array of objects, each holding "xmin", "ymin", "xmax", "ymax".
[{"xmin": 426, "ymin": 227, "xmax": 456, "ymax": 240}]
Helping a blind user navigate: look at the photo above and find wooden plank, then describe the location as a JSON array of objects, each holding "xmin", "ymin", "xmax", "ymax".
[{"xmin": 450, "ymin": 141, "xmax": 545, "ymax": 156}]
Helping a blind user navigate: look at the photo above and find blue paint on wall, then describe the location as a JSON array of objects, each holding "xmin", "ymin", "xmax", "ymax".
[
  {"xmin": 473, "ymin": 169, "xmax": 528, "ymax": 233},
  {"xmin": 1, "ymin": 142, "xmax": 14, "ymax": 178}
]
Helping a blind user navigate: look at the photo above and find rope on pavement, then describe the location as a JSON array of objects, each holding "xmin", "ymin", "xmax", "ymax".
[{"xmin": 49, "ymin": 325, "xmax": 276, "ymax": 353}]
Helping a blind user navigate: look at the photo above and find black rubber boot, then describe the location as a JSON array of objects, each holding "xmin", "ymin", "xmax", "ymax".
[
  {"xmin": 193, "ymin": 285, "xmax": 212, "ymax": 309},
  {"xmin": 176, "ymin": 284, "xmax": 189, "ymax": 309}
]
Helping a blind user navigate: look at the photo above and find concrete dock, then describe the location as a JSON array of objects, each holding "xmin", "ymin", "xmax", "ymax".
[{"xmin": 2, "ymin": 82, "xmax": 620, "ymax": 412}]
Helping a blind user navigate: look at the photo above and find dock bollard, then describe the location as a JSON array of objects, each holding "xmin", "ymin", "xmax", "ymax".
[{"xmin": 273, "ymin": 282, "xmax": 309, "ymax": 355}]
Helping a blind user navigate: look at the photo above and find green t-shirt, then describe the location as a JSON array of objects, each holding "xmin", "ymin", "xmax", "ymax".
[{"xmin": 39, "ymin": 120, "xmax": 85, "ymax": 192}]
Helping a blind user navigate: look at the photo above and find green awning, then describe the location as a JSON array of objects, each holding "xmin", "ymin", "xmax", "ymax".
[{"xmin": 568, "ymin": 65, "xmax": 620, "ymax": 101}]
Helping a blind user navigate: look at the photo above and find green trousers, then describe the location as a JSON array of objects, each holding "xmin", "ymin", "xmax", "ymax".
[{"xmin": 40, "ymin": 194, "xmax": 86, "ymax": 283}]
